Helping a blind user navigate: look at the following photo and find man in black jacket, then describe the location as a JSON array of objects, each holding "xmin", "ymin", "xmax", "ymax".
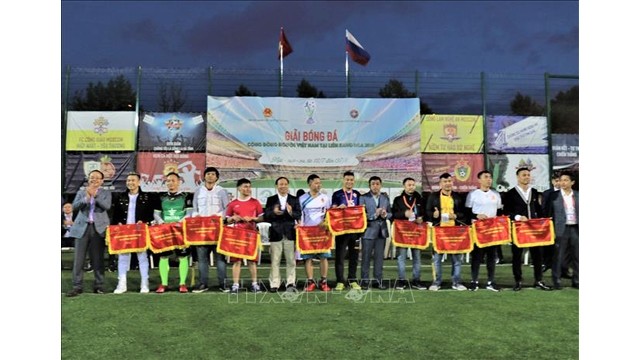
[
  {"xmin": 111, "ymin": 172, "xmax": 157, "ymax": 294},
  {"xmin": 503, "ymin": 167, "xmax": 551, "ymax": 291}
]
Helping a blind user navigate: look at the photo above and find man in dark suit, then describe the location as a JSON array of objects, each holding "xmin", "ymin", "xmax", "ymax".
[
  {"xmin": 540, "ymin": 171, "xmax": 561, "ymax": 272},
  {"xmin": 263, "ymin": 177, "xmax": 302, "ymax": 292},
  {"xmin": 358, "ymin": 176, "xmax": 392, "ymax": 290},
  {"xmin": 425, "ymin": 173, "xmax": 468, "ymax": 291},
  {"xmin": 546, "ymin": 171, "xmax": 579, "ymax": 290},
  {"xmin": 503, "ymin": 167, "xmax": 551, "ymax": 291}
]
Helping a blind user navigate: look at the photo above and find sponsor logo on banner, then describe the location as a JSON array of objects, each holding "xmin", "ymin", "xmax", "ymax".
[
  {"xmin": 454, "ymin": 159, "xmax": 471, "ymax": 182},
  {"xmin": 93, "ymin": 116, "xmax": 109, "ymax": 135}
]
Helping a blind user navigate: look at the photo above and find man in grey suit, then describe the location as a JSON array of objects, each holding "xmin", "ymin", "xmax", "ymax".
[
  {"xmin": 66, "ymin": 170, "xmax": 112, "ymax": 297},
  {"xmin": 358, "ymin": 176, "xmax": 392, "ymax": 290},
  {"xmin": 546, "ymin": 171, "xmax": 579, "ymax": 290}
]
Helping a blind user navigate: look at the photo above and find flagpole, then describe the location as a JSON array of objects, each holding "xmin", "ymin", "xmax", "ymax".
[
  {"xmin": 345, "ymin": 30, "xmax": 350, "ymax": 97},
  {"xmin": 279, "ymin": 27, "xmax": 284, "ymax": 97}
]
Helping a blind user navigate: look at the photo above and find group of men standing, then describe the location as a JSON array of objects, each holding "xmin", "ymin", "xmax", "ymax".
[{"xmin": 65, "ymin": 166, "xmax": 578, "ymax": 297}]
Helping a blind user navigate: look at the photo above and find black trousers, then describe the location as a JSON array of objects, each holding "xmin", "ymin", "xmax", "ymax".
[
  {"xmin": 511, "ymin": 244, "xmax": 543, "ymax": 283},
  {"xmin": 334, "ymin": 233, "xmax": 360, "ymax": 283},
  {"xmin": 552, "ymin": 225, "xmax": 579, "ymax": 286},
  {"xmin": 470, "ymin": 245, "xmax": 497, "ymax": 283}
]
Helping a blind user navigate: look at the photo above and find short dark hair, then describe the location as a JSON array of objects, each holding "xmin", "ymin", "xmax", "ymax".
[
  {"xmin": 439, "ymin": 172, "xmax": 452, "ymax": 180},
  {"xmin": 402, "ymin": 177, "xmax": 415, "ymax": 185},
  {"xmin": 296, "ymin": 189, "xmax": 306, "ymax": 197},
  {"xmin": 368, "ymin": 176, "xmax": 382, "ymax": 185},
  {"xmin": 204, "ymin": 167, "xmax": 219, "ymax": 177},
  {"xmin": 88, "ymin": 169, "xmax": 104, "ymax": 179},
  {"xmin": 126, "ymin": 172, "xmax": 141, "ymax": 180},
  {"xmin": 165, "ymin": 172, "xmax": 181, "ymax": 180},
  {"xmin": 560, "ymin": 171, "xmax": 575, "ymax": 181},
  {"xmin": 275, "ymin": 176, "xmax": 289, "ymax": 185},
  {"xmin": 307, "ymin": 174, "xmax": 320, "ymax": 184},
  {"xmin": 477, "ymin": 170, "xmax": 491, "ymax": 179},
  {"xmin": 236, "ymin": 178, "xmax": 251, "ymax": 187},
  {"xmin": 343, "ymin": 171, "xmax": 355, "ymax": 178},
  {"xmin": 516, "ymin": 167, "xmax": 530, "ymax": 175},
  {"xmin": 551, "ymin": 171, "xmax": 561, "ymax": 180}
]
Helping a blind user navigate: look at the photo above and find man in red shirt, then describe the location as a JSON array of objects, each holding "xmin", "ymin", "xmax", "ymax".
[{"xmin": 225, "ymin": 178, "xmax": 264, "ymax": 294}]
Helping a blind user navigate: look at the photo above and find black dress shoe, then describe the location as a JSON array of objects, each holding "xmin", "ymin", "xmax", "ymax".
[
  {"xmin": 571, "ymin": 283, "xmax": 579, "ymax": 289},
  {"xmin": 513, "ymin": 282, "xmax": 522, "ymax": 291},
  {"xmin": 66, "ymin": 288, "xmax": 83, "ymax": 297},
  {"xmin": 94, "ymin": 288, "xmax": 105, "ymax": 294},
  {"xmin": 269, "ymin": 287, "xmax": 278, "ymax": 293},
  {"xmin": 376, "ymin": 282, "xmax": 388, "ymax": 290},
  {"xmin": 553, "ymin": 283, "xmax": 563, "ymax": 290},
  {"xmin": 534, "ymin": 281, "xmax": 552, "ymax": 291}
]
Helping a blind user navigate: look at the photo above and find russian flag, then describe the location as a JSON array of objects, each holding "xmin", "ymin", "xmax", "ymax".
[{"xmin": 346, "ymin": 30, "xmax": 370, "ymax": 66}]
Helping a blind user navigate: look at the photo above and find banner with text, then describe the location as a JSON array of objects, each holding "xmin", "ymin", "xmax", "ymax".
[
  {"xmin": 432, "ymin": 225, "xmax": 473, "ymax": 254},
  {"xmin": 420, "ymin": 115, "xmax": 484, "ymax": 153},
  {"xmin": 106, "ymin": 224, "xmax": 149, "ymax": 254},
  {"xmin": 326, "ymin": 206, "xmax": 367, "ymax": 236},
  {"xmin": 421, "ymin": 153, "xmax": 484, "ymax": 192},
  {"xmin": 486, "ymin": 115, "xmax": 548, "ymax": 154},
  {"xmin": 138, "ymin": 112, "xmax": 206, "ymax": 152},
  {"xmin": 206, "ymin": 96, "xmax": 421, "ymax": 191},
  {"xmin": 551, "ymin": 133, "xmax": 579, "ymax": 170},
  {"xmin": 66, "ymin": 111, "xmax": 137, "ymax": 151},
  {"xmin": 137, "ymin": 152, "xmax": 205, "ymax": 192}
]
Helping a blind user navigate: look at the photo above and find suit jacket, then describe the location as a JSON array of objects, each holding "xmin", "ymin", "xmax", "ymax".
[
  {"xmin": 69, "ymin": 187, "xmax": 112, "ymax": 238},
  {"xmin": 541, "ymin": 188, "xmax": 559, "ymax": 217},
  {"xmin": 263, "ymin": 193, "xmax": 302, "ymax": 242},
  {"xmin": 502, "ymin": 186, "xmax": 542, "ymax": 221},
  {"xmin": 547, "ymin": 190, "xmax": 579, "ymax": 237},
  {"xmin": 359, "ymin": 191, "xmax": 392, "ymax": 239},
  {"xmin": 424, "ymin": 190, "xmax": 467, "ymax": 225},
  {"xmin": 111, "ymin": 190, "xmax": 157, "ymax": 225}
]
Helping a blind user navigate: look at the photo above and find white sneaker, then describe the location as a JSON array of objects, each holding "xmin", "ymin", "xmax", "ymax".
[
  {"xmin": 452, "ymin": 283, "xmax": 467, "ymax": 291},
  {"xmin": 140, "ymin": 279, "xmax": 149, "ymax": 294},
  {"xmin": 113, "ymin": 278, "xmax": 127, "ymax": 294},
  {"xmin": 428, "ymin": 284, "xmax": 440, "ymax": 291}
]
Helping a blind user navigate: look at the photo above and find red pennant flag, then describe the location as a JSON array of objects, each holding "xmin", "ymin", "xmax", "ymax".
[
  {"xmin": 432, "ymin": 225, "xmax": 473, "ymax": 254},
  {"xmin": 278, "ymin": 27, "xmax": 293, "ymax": 59},
  {"xmin": 296, "ymin": 226, "xmax": 334, "ymax": 254},
  {"xmin": 148, "ymin": 223, "xmax": 187, "ymax": 253},
  {"xmin": 392, "ymin": 220, "xmax": 430, "ymax": 250},
  {"xmin": 512, "ymin": 218, "xmax": 555, "ymax": 248},
  {"xmin": 106, "ymin": 223, "xmax": 149, "ymax": 254},
  {"xmin": 183, "ymin": 215, "xmax": 223, "ymax": 246},
  {"xmin": 217, "ymin": 226, "xmax": 261, "ymax": 261},
  {"xmin": 326, "ymin": 205, "xmax": 367, "ymax": 236},
  {"xmin": 471, "ymin": 216, "xmax": 512, "ymax": 248}
]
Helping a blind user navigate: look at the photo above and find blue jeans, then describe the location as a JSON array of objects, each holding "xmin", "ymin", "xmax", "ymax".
[
  {"xmin": 361, "ymin": 237, "xmax": 385, "ymax": 282},
  {"xmin": 196, "ymin": 245, "xmax": 227, "ymax": 287},
  {"xmin": 432, "ymin": 252, "xmax": 462, "ymax": 286},
  {"xmin": 397, "ymin": 247, "xmax": 421, "ymax": 281}
]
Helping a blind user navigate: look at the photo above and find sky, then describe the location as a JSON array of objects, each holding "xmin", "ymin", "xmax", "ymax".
[{"xmin": 62, "ymin": 1, "xmax": 578, "ymax": 75}]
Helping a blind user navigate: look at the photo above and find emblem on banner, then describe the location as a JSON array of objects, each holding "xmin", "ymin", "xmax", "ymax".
[
  {"xmin": 263, "ymin": 108, "xmax": 273, "ymax": 118},
  {"xmin": 93, "ymin": 116, "xmax": 109, "ymax": 135},
  {"xmin": 304, "ymin": 100, "xmax": 316, "ymax": 124},
  {"xmin": 454, "ymin": 160, "xmax": 471, "ymax": 181},
  {"xmin": 163, "ymin": 159, "xmax": 179, "ymax": 175},
  {"xmin": 350, "ymin": 109, "xmax": 359, "ymax": 119},
  {"xmin": 441, "ymin": 123, "xmax": 460, "ymax": 142}
]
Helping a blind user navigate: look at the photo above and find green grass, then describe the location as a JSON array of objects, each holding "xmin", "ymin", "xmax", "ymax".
[{"xmin": 61, "ymin": 251, "xmax": 578, "ymax": 359}]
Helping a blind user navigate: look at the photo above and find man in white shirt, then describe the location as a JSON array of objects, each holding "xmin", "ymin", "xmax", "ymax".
[{"xmin": 192, "ymin": 167, "xmax": 230, "ymax": 293}]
